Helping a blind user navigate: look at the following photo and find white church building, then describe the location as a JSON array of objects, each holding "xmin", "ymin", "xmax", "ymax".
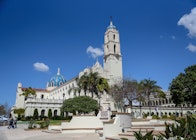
[
  {"xmin": 13, "ymin": 20, "xmax": 123, "ymax": 117},
  {"xmin": 13, "ymin": 20, "xmax": 196, "ymax": 119}
]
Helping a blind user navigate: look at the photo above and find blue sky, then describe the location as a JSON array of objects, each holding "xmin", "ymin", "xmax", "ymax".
[{"xmin": 0, "ymin": 0, "xmax": 196, "ymax": 107}]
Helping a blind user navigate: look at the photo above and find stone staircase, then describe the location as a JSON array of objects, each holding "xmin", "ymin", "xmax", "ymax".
[{"xmin": 105, "ymin": 120, "xmax": 168, "ymax": 140}]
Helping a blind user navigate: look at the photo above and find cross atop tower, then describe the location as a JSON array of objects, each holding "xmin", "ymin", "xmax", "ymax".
[
  {"xmin": 110, "ymin": 16, "xmax": 113, "ymax": 25},
  {"xmin": 107, "ymin": 16, "xmax": 116, "ymax": 29}
]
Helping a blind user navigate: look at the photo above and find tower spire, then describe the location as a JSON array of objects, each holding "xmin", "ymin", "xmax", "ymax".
[
  {"xmin": 110, "ymin": 16, "xmax": 113, "ymax": 26},
  {"xmin": 57, "ymin": 68, "xmax": 60, "ymax": 75},
  {"xmin": 107, "ymin": 16, "xmax": 116, "ymax": 29}
]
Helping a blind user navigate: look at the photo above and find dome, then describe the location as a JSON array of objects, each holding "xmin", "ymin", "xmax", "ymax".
[
  {"xmin": 48, "ymin": 68, "xmax": 66, "ymax": 87},
  {"xmin": 107, "ymin": 20, "xmax": 116, "ymax": 29}
]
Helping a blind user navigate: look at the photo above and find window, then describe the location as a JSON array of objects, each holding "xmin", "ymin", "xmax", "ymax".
[
  {"xmin": 166, "ymin": 98, "xmax": 168, "ymax": 104},
  {"xmin": 114, "ymin": 44, "xmax": 116, "ymax": 53},
  {"xmin": 41, "ymin": 94, "xmax": 44, "ymax": 99},
  {"xmin": 113, "ymin": 34, "xmax": 115, "ymax": 40},
  {"xmin": 41, "ymin": 110, "xmax": 45, "ymax": 117},
  {"xmin": 54, "ymin": 110, "xmax": 57, "ymax": 116}
]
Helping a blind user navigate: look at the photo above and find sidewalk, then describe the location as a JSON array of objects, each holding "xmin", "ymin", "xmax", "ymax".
[{"xmin": 0, "ymin": 124, "xmax": 100, "ymax": 140}]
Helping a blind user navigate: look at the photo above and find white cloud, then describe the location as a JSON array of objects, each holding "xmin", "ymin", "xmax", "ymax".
[
  {"xmin": 159, "ymin": 35, "xmax": 164, "ymax": 39},
  {"xmin": 170, "ymin": 35, "xmax": 176, "ymax": 40},
  {"xmin": 186, "ymin": 43, "xmax": 196, "ymax": 52},
  {"xmin": 33, "ymin": 62, "xmax": 49, "ymax": 72},
  {"xmin": 178, "ymin": 7, "xmax": 196, "ymax": 38},
  {"xmin": 159, "ymin": 34, "xmax": 176, "ymax": 40},
  {"xmin": 86, "ymin": 46, "xmax": 104, "ymax": 59}
]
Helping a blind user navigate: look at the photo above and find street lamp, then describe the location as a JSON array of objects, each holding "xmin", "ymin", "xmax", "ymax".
[{"xmin": 62, "ymin": 93, "xmax": 65, "ymax": 117}]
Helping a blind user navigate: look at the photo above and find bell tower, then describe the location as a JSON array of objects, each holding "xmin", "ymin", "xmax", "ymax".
[{"xmin": 103, "ymin": 19, "xmax": 123, "ymax": 85}]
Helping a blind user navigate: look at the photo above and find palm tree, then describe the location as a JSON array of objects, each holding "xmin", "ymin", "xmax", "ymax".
[
  {"xmin": 21, "ymin": 87, "xmax": 36, "ymax": 100},
  {"xmin": 140, "ymin": 79, "xmax": 163, "ymax": 116},
  {"xmin": 79, "ymin": 71, "xmax": 109, "ymax": 98},
  {"xmin": 78, "ymin": 73, "xmax": 89, "ymax": 96},
  {"xmin": 87, "ymin": 72, "xmax": 100, "ymax": 97},
  {"xmin": 69, "ymin": 71, "xmax": 109, "ymax": 110}
]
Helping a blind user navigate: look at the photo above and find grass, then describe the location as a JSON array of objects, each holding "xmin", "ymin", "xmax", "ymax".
[
  {"xmin": 49, "ymin": 120, "xmax": 67, "ymax": 125},
  {"xmin": 17, "ymin": 119, "xmax": 70, "ymax": 126}
]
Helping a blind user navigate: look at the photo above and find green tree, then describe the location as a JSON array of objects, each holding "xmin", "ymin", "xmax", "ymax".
[
  {"xmin": 169, "ymin": 65, "xmax": 196, "ymax": 108},
  {"xmin": 13, "ymin": 108, "xmax": 25, "ymax": 119},
  {"xmin": 78, "ymin": 71, "xmax": 110, "ymax": 98},
  {"xmin": 78, "ymin": 73, "xmax": 89, "ymax": 96},
  {"xmin": 48, "ymin": 109, "xmax": 52, "ymax": 119},
  {"xmin": 33, "ymin": 109, "xmax": 38, "ymax": 119},
  {"xmin": 21, "ymin": 87, "xmax": 36, "ymax": 100},
  {"xmin": 61, "ymin": 96, "xmax": 99, "ymax": 115},
  {"xmin": 140, "ymin": 79, "xmax": 163, "ymax": 115}
]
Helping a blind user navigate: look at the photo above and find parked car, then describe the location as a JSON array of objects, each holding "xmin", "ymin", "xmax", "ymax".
[{"xmin": 0, "ymin": 115, "xmax": 8, "ymax": 126}]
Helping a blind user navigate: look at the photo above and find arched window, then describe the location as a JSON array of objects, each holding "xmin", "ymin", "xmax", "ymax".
[
  {"xmin": 159, "ymin": 100, "xmax": 161, "ymax": 105},
  {"xmin": 41, "ymin": 94, "xmax": 44, "ymax": 99},
  {"xmin": 113, "ymin": 34, "xmax": 115, "ymax": 40},
  {"xmin": 169, "ymin": 112, "xmax": 171, "ymax": 116},
  {"xmin": 169, "ymin": 98, "xmax": 172, "ymax": 103},
  {"xmin": 54, "ymin": 110, "xmax": 58, "ymax": 116},
  {"xmin": 114, "ymin": 44, "xmax": 116, "ymax": 53},
  {"xmin": 166, "ymin": 98, "xmax": 168, "ymax": 104},
  {"xmin": 41, "ymin": 110, "xmax": 45, "ymax": 117}
]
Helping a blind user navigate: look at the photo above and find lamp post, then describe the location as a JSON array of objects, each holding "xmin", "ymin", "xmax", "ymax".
[{"xmin": 62, "ymin": 93, "xmax": 65, "ymax": 117}]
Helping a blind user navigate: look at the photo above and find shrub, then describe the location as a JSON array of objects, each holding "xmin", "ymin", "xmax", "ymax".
[
  {"xmin": 161, "ymin": 115, "xmax": 167, "ymax": 119},
  {"xmin": 152, "ymin": 115, "xmax": 160, "ymax": 119},
  {"xmin": 28, "ymin": 120, "xmax": 36, "ymax": 129},
  {"xmin": 36, "ymin": 120, "xmax": 50, "ymax": 129}
]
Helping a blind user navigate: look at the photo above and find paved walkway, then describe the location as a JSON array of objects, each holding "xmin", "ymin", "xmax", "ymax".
[{"xmin": 0, "ymin": 124, "xmax": 101, "ymax": 140}]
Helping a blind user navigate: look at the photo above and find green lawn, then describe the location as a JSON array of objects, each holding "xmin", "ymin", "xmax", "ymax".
[
  {"xmin": 17, "ymin": 119, "xmax": 69, "ymax": 126},
  {"xmin": 49, "ymin": 120, "xmax": 69, "ymax": 125}
]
